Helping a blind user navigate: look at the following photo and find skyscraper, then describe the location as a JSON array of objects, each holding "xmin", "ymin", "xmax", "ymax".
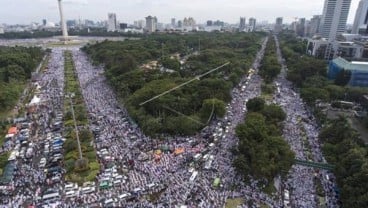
[
  {"xmin": 239, "ymin": 17, "xmax": 246, "ymax": 30},
  {"xmin": 145, "ymin": 16, "xmax": 157, "ymax": 33},
  {"xmin": 107, "ymin": 13, "xmax": 117, "ymax": 32},
  {"xmin": 352, "ymin": 0, "xmax": 368, "ymax": 34},
  {"xmin": 274, "ymin": 17, "xmax": 283, "ymax": 33},
  {"xmin": 249, "ymin": 18, "xmax": 256, "ymax": 31},
  {"xmin": 171, "ymin": 18, "xmax": 176, "ymax": 27},
  {"xmin": 309, "ymin": 15, "xmax": 322, "ymax": 36},
  {"xmin": 319, "ymin": 0, "xmax": 351, "ymax": 40}
]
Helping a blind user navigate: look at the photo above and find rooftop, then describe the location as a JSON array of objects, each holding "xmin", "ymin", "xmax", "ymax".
[{"xmin": 332, "ymin": 57, "xmax": 368, "ymax": 72}]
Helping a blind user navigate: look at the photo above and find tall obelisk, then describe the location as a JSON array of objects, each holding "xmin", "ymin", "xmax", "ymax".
[{"xmin": 57, "ymin": 0, "xmax": 69, "ymax": 41}]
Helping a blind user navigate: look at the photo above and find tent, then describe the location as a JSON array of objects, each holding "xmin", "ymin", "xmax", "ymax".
[{"xmin": 7, "ymin": 127, "xmax": 17, "ymax": 135}]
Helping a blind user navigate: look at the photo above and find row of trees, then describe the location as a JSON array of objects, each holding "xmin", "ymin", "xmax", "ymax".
[
  {"xmin": 83, "ymin": 33, "xmax": 266, "ymax": 136},
  {"xmin": 63, "ymin": 51, "xmax": 99, "ymax": 184},
  {"xmin": 0, "ymin": 46, "xmax": 44, "ymax": 113},
  {"xmin": 233, "ymin": 98, "xmax": 295, "ymax": 187},
  {"xmin": 259, "ymin": 35, "xmax": 280, "ymax": 83},
  {"xmin": 319, "ymin": 117, "xmax": 368, "ymax": 207}
]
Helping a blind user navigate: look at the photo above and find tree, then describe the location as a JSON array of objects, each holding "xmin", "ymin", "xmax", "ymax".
[{"xmin": 246, "ymin": 97, "xmax": 265, "ymax": 112}]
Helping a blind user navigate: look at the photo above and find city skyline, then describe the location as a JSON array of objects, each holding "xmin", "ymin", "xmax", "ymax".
[{"xmin": 0, "ymin": 0, "xmax": 360, "ymax": 25}]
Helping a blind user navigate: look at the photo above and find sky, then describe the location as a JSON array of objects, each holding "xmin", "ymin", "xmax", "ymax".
[{"xmin": 0, "ymin": 0, "xmax": 361, "ymax": 25}]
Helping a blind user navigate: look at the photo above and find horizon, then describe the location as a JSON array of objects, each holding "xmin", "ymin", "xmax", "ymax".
[{"xmin": 0, "ymin": 0, "xmax": 361, "ymax": 25}]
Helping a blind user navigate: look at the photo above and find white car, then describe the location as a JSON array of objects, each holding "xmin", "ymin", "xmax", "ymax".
[
  {"xmin": 65, "ymin": 190, "xmax": 78, "ymax": 198},
  {"xmin": 39, "ymin": 158, "xmax": 47, "ymax": 168}
]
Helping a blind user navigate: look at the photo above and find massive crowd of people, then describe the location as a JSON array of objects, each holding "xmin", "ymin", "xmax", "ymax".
[{"xmin": 0, "ymin": 36, "xmax": 339, "ymax": 208}]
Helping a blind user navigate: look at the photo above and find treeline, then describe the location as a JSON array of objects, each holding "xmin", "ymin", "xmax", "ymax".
[
  {"xmin": 319, "ymin": 117, "xmax": 368, "ymax": 207},
  {"xmin": 259, "ymin": 35, "xmax": 280, "ymax": 83},
  {"xmin": 0, "ymin": 31, "xmax": 61, "ymax": 39},
  {"xmin": 233, "ymin": 98, "xmax": 295, "ymax": 187},
  {"xmin": 83, "ymin": 33, "xmax": 265, "ymax": 136},
  {"xmin": 0, "ymin": 46, "xmax": 44, "ymax": 112}
]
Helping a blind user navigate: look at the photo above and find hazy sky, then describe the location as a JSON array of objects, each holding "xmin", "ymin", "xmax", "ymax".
[{"xmin": 0, "ymin": 0, "xmax": 361, "ymax": 25}]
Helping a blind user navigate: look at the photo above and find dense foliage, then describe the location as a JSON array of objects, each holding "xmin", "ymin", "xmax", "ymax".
[
  {"xmin": 0, "ymin": 46, "xmax": 44, "ymax": 113},
  {"xmin": 319, "ymin": 117, "xmax": 368, "ymax": 207},
  {"xmin": 233, "ymin": 98, "xmax": 294, "ymax": 185},
  {"xmin": 259, "ymin": 35, "xmax": 281, "ymax": 83},
  {"xmin": 83, "ymin": 33, "xmax": 266, "ymax": 136}
]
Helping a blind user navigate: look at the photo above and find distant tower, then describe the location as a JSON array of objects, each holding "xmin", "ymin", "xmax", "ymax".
[
  {"xmin": 57, "ymin": 0, "xmax": 69, "ymax": 39},
  {"xmin": 107, "ymin": 13, "xmax": 117, "ymax": 32}
]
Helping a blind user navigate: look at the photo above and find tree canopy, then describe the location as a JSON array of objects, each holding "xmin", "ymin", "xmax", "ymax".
[
  {"xmin": 83, "ymin": 32, "xmax": 266, "ymax": 136},
  {"xmin": 233, "ymin": 98, "xmax": 294, "ymax": 185},
  {"xmin": 0, "ymin": 46, "xmax": 44, "ymax": 112}
]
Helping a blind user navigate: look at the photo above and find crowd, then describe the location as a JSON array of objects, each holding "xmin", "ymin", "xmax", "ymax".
[
  {"xmin": 0, "ymin": 35, "xmax": 339, "ymax": 208},
  {"xmin": 273, "ymin": 36, "xmax": 339, "ymax": 208}
]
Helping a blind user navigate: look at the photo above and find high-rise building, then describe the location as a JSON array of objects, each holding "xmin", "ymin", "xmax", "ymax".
[
  {"xmin": 107, "ymin": 13, "xmax": 117, "ymax": 32},
  {"xmin": 249, "ymin": 18, "xmax": 256, "ymax": 31},
  {"xmin": 42, "ymin": 19, "xmax": 47, "ymax": 26},
  {"xmin": 352, "ymin": 0, "xmax": 368, "ymax": 34},
  {"xmin": 239, "ymin": 17, "xmax": 246, "ymax": 30},
  {"xmin": 178, "ymin": 20, "xmax": 183, "ymax": 28},
  {"xmin": 309, "ymin": 15, "xmax": 322, "ymax": 36},
  {"xmin": 171, "ymin": 18, "xmax": 176, "ymax": 27},
  {"xmin": 145, "ymin": 16, "xmax": 157, "ymax": 33},
  {"xmin": 274, "ymin": 17, "xmax": 283, "ymax": 33},
  {"xmin": 297, "ymin": 18, "xmax": 306, "ymax": 37},
  {"xmin": 207, "ymin": 20, "xmax": 213, "ymax": 26},
  {"xmin": 319, "ymin": 0, "xmax": 351, "ymax": 40}
]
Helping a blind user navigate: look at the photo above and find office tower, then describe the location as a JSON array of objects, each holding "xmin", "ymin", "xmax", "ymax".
[
  {"xmin": 171, "ymin": 18, "xmax": 176, "ymax": 27},
  {"xmin": 207, "ymin": 20, "xmax": 213, "ymax": 26},
  {"xmin": 178, "ymin": 20, "xmax": 183, "ymax": 28},
  {"xmin": 57, "ymin": 0, "xmax": 68, "ymax": 39},
  {"xmin": 239, "ymin": 17, "xmax": 246, "ymax": 30},
  {"xmin": 297, "ymin": 18, "xmax": 306, "ymax": 36},
  {"xmin": 320, "ymin": 0, "xmax": 351, "ymax": 40},
  {"xmin": 249, "ymin": 18, "xmax": 256, "ymax": 30},
  {"xmin": 352, "ymin": 0, "xmax": 368, "ymax": 34},
  {"xmin": 43, "ymin": 19, "xmax": 47, "ymax": 26},
  {"xmin": 309, "ymin": 15, "xmax": 321, "ymax": 36},
  {"xmin": 274, "ymin": 17, "xmax": 283, "ymax": 33},
  {"xmin": 145, "ymin": 16, "xmax": 157, "ymax": 33},
  {"xmin": 107, "ymin": 13, "xmax": 117, "ymax": 32}
]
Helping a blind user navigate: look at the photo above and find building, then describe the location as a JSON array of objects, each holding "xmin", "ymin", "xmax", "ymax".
[
  {"xmin": 145, "ymin": 16, "xmax": 157, "ymax": 33},
  {"xmin": 207, "ymin": 20, "xmax": 213, "ymax": 26},
  {"xmin": 178, "ymin": 20, "xmax": 183, "ymax": 28},
  {"xmin": 328, "ymin": 57, "xmax": 368, "ymax": 86},
  {"xmin": 0, "ymin": 27, "xmax": 4, "ymax": 34},
  {"xmin": 119, "ymin": 23, "xmax": 128, "ymax": 30},
  {"xmin": 171, "ymin": 18, "xmax": 176, "ymax": 28},
  {"xmin": 309, "ymin": 15, "xmax": 322, "ymax": 37},
  {"xmin": 249, "ymin": 18, "xmax": 256, "ymax": 31},
  {"xmin": 42, "ymin": 19, "xmax": 47, "ymax": 26},
  {"xmin": 239, "ymin": 17, "xmax": 246, "ymax": 30},
  {"xmin": 352, "ymin": 0, "xmax": 368, "ymax": 34},
  {"xmin": 107, "ymin": 13, "xmax": 117, "ymax": 32},
  {"xmin": 296, "ymin": 18, "xmax": 306, "ymax": 37},
  {"xmin": 320, "ymin": 0, "xmax": 351, "ymax": 41},
  {"xmin": 274, "ymin": 17, "xmax": 283, "ymax": 33}
]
